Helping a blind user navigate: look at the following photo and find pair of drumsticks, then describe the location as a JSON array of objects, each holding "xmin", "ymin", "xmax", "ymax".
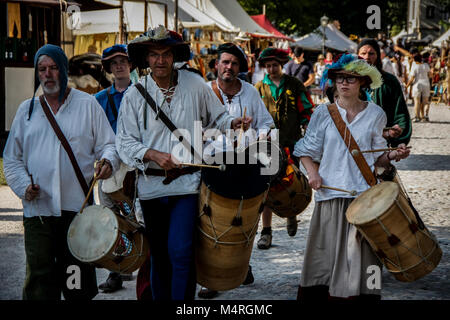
[{"xmin": 322, "ymin": 145, "xmax": 412, "ymax": 195}]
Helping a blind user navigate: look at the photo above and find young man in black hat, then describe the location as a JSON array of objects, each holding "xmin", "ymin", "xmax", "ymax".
[
  {"xmin": 116, "ymin": 26, "xmax": 251, "ymax": 300},
  {"xmin": 3, "ymin": 44, "xmax": 119, "ymax": 300},
  {"xmin": 95, "ymin": 44, "xmax": 135, "ymax": 293}
]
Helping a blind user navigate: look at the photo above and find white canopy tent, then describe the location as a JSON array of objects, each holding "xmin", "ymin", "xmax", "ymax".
[
  {"xmin": 295, "ymin": 23, "xmax": 357, "ymax": 53},
  {"xmin": 432, "ymin": 29, "xmax": 450, "ymax": 47}
]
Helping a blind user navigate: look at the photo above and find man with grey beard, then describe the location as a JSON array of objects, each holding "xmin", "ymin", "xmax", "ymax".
[{"xmin": 3, "ymin": 44, "xmax": 119, "ymax": 300}]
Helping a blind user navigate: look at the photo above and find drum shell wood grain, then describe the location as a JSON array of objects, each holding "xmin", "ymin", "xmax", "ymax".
[
  {"xmin": 266, "ymin": 165, "xmax": 312, "ymax": 218},
  {"xmin": 346, "ymin": 182, "xmax": 442, "ymax": 282},
  {"xmin": 196, "ymin": 183, "xmax": 264, "ymax": 291}
]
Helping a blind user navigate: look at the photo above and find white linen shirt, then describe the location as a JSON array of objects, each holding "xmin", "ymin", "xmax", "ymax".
[
  {"xmin": 206, "ymin": 79, "xmax": 274, "ymax": 131},
  {"xmin": 3, "ymin": 89, "xmax": 119, "ymax": 217},
  {"xmin": 293, "ymin": 101, "xmax": 387, "ymax": 202},
  {"xmin": 116, "ymin": 70, "xmax": 235, "ymax": 200}
]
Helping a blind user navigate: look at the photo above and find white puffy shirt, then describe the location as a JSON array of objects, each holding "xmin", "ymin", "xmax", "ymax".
[
  {"xmin": 115, "ymin": 70, "xmax": 235, "ymax": 200},
  {"xmin": 3, "ymin": 89, "xmax": 119, "ymax": 217},
  {"xmin": 293, "ymin": 101, "xmax": 387, "ymax": 202}
]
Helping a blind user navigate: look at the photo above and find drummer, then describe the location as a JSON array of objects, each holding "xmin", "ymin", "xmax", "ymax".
[
  {"xmin": 94, "ymin": 44, "xmax": 135, "ymax": 293},
  {"xmin": 3, "ymin": 44, "xmax": 119, "ymax": 300},
  {"xmin": 293, "ymin": 54, "xmax": 410, "ymax": 300},
  {"xmin": 197, "ymin": 43, "xmax": 274, "ymax": 299},
  {"xmin": 115, "ymin": 26, "xmax": 251, "ymax": 300},
  {"xmin": 254, "ymin": 48, "xmax": 314, "ymax": 248}
]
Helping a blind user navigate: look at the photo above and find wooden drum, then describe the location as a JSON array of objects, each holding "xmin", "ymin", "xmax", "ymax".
[{"xmin": 346, "ymin": 182, "xmax": 442, "ymax": 282}]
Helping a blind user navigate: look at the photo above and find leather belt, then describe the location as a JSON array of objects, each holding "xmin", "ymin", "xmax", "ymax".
[{"xmin": 139, "ymin": 167, "xmax": 200, "ymax": 185}]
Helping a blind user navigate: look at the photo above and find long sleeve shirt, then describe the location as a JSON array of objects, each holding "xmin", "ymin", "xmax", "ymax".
[
  {"xmin": 293, "ymin": 101, "xmax": 387, "ymax": 202},
  {"xmin": 3, "ymin": 89, "xmax": 119, "ymax": 217},
  {"xmin": 115, "ymin": 70, "xmax": 235, "ymax": 200}
]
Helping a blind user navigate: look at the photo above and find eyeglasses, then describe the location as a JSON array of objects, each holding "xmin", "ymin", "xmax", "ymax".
[
  {"xmin": 147, "ymin": 51, "xmax": 174, "ymax": 60},
  {"xmin": 335, "ymin": 75, "xmax": 358, "ymax": 84}
]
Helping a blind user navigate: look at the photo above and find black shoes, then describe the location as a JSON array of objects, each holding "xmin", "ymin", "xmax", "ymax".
[
  {"xmin": 98, "ymin": 272, "xmax": 123, "ymax": 293},
  {"xmin": 242, "ymin": 265, "xmax": 254, "ymax": 285}
]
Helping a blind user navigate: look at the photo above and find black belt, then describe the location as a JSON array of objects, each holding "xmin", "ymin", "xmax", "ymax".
[{"xmin": 139, "ymin": 167, "xmax": 200, "ymax": 185}]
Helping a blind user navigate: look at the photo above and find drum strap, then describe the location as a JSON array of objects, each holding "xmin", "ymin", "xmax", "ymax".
[
  {"xmin": 211, "ymin": 80, "xmax": 225, "ymax": 105},
  {"xmin": 135, "ymin": 83, "xmax": 202, "ymax": 163},
  {"xmin": 39, "ymin": 94, "xmax": 93, "ymax": 204},
  {"xmin": 327, "ymin": 103, "xmax": 377, "ymax": 187},
  {"xmin": 106, "ymin": 86, "xmax": 118, "ymax": 121}
]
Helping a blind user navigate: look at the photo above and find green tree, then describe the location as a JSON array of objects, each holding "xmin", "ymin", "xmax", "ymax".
[{"xmin": 238, "ymin": 0, "xmax": 408, "ymax": 39}]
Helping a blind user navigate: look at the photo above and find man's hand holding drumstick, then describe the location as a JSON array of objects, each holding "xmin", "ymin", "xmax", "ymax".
[
  {"xmin": 25, "ymin": 175, "xmax": 40, "ymax": 201},
  {"xmin": 383, "ymin": 124, "xmax": 403, "ymax": 139}
]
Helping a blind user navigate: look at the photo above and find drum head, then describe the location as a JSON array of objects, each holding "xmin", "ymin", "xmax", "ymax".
[
  {"xmin": 67, "ymin": 205, "xmax": 118, "ymax": 262},
  {"xmin": 346, "ymin": 182, "xmax": 399, "ymax": 225}
]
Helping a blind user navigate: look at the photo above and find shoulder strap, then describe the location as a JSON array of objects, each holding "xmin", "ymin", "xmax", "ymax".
[
  {"xmin": 39, "ymin": 95, "xmax": 93, "ymax": 200},
  {"xmin": 327, "ymin": 103, "xmax": 377, "ymax": 186},
  {"xmin": 106, "ymin": 86, "xmax": 118, "ymax": 120},
  {"xmin": 134, "ymin": 83, "xmax": 202, "ymax": 162},
  {"xmin": 211, "ymin": 80, "xmax": 225, "ymax": 105},
  {"xmin": 292, "ymin": 63, "xmax": 302, "ymax": 78}
]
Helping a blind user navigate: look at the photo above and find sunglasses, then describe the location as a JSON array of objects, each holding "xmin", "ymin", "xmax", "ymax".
[{"xmin": 335, "ymin": 75, "xmax": 358, "ymax": 84}]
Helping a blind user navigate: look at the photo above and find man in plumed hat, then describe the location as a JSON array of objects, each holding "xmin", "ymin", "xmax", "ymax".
[
  {"xmin": 3, "ymin": 44, "xmax": 119, "ymax": 300},
  {"xmin": 116, "ymin": 26, "xmax": 251, "ymax": 300}
]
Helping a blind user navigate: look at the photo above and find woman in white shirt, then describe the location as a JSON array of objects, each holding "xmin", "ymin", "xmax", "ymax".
[
  {"xmin": 293, "ymin": 54, "xmax": 410, "ymax": 300},
  {"xmin": 406, "ymin": 54, "xmax": 432, "ymax": 122},
  {"xmin": 313, "ymin": 54, "xmax": 326, "ymax": 85}
]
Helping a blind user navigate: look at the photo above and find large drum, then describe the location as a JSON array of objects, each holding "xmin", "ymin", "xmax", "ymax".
[
  {"xmin": 346, "ymin": 182, "xmax": 442, "ymax": 282},
  {"xmin": 67, "ymin": 205, "xmax": 149, "ymax": 274},
  {"xmin": 262, "ymin": 144, "xmax": 312, "ymax": 218},
  {"xmin": 196, "ymin": 148, "xmax": 271, "ymax": 291}
]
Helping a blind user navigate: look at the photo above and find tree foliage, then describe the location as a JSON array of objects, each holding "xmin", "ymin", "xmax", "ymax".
[{"xmin": 237, "ymin": 0, "xmax": 409, "ymax": 38}]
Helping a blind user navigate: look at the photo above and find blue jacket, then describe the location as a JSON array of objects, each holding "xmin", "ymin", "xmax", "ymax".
[{"xmin": 95, "ymin": 81, "xmax": 132, "ymax": 133}]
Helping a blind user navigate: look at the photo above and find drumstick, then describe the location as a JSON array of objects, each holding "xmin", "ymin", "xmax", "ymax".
[
  {"xmin": 355, "ymin": 146, "xmax": 412, "ymax": 154},
  {"xmin": 80, "ymin": 159, "xmax": 105, "ymax": 214},
  {"xmin": 321, "ymin": 185, "xmax": 357, "ymax": 196},
  {"xmin": 180, "ymin": 163, "xmax": 226, "ymax": 171},
  {"xmin": 237, "ymin": 107, "xmax": 247, "ymax": 148}
]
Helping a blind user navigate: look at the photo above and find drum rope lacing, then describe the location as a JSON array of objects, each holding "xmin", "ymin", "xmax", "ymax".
[
  {"xmin": 198, "ymin": 185, "xmax": 270, "ymax": 247},
  {"xmin": 112, "ymin": 227, "xmax": 146, "ymax": 274},
  {"xmin": 369, "ymin": 197, "xmax": 439, "ymax": 278}
]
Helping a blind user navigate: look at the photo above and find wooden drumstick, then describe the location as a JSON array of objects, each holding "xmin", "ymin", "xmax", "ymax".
[
  {"xmin": 321, "ymin": 185, "xmax": 357, "ymax": 196},
  {"xmin": 181, "ymin": 163, "xmax": 226, "ymax": 171},
  {"xmin": 237, "ymin": 107, "xmax": 247, "ymax": 148},
  {"xmin": 80, "ymin": 159, "xmax": 105, "ymax": 214},
  {"xmin": 354, "ymin": 146, "xmax": 412, "ymax": 155}
]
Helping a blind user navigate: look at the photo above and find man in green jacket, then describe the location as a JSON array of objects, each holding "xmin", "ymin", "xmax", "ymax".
[{"xmin": 357, "ymin": 39, "xmax": 412, "ymax": 147}]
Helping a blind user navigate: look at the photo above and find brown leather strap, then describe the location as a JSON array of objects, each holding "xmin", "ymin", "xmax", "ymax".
[
  {"xmin": 211, "ymin": 80, "xmax": 225, "ymax": 105},
  {"xmin": 327, "ymin": 103, "xmax": 377, "ymax": 187},
  {"xmin": 39, "ymin": 94, "xmax": 93, "ymax": 200},
  {"xmin": 139, "ymin": 167, "xmax": 200, "ymax": 185}
]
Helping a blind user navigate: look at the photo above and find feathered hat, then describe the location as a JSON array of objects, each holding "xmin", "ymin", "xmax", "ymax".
[
  {"xmin": 320, "ymin": 53, "xmax": 383, "ymax": 90},
  {"xmin": 127, "ymin": 25, "xmax": 190, "ymax": 69}
]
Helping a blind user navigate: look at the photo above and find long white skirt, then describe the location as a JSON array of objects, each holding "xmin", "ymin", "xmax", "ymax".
[{"xmin": 300, "ymin": 198, "xmax": 382, "ymax": 297}]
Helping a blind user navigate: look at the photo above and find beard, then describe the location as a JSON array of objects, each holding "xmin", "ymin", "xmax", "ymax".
[{"xmin": 41, "ymin": 80, "xmax": 60, "ymax": 95}]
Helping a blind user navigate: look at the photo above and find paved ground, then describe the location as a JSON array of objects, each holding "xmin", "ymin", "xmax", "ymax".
[{"xmin": 0, "ymin": 102, "xmax": 449, "ymax": 300}]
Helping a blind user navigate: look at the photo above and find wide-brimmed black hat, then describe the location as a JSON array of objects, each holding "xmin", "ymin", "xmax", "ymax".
[
  {"xmin": 128, "ymin": 25, "xmax": 191, "ymax": 69},
  {"xmin": 217, "ymin": 43, "xmax": 248, "ymax": 73}
]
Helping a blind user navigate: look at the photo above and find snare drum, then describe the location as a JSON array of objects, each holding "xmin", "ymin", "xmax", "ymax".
[
  {"xmin": 67, "ymin": 205, "xmax": 149, "ymax": 274},
  {"xmin": 196, "ymin": 148, "xmax": 271, "ymax": 291},
  {"xmin": 346, "ymin": 182, "xmax": 442, "ymax": 282}
]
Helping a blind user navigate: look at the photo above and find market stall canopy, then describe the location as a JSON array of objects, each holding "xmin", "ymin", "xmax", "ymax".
[
  {"xmin": 392, "ymin": 29, "xmax": 408, "ymax": 44},
  {"xmin": 250, "ymin": 14, "xmax": 294, "ymax": 41},
  {"xmin": 206, "ymin": 0, "xmax": 274, "ymax": 37},
  {"xmin": 75, "ymin": 0, "xmax": 236, "ymax": 35},
  {"xmin": 432, "ymin": 29, "xmax": 450, "ymax": 47},
  {"xmin": 295, "ymin": 23, "xmax": 357, "ymax": 52}
]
